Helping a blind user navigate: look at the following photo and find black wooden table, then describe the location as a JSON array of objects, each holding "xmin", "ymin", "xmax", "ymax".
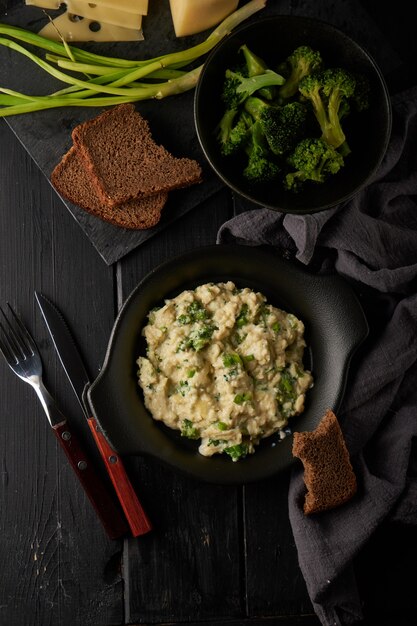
[{"xmin": 1, "ymin": 2, "xmax": 416, "ymax": 625}]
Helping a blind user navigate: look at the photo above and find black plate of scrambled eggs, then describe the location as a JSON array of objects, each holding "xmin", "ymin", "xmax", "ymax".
[{"xmin": 88, "ymin": 244, "xmax": 368, "ymax": 484}]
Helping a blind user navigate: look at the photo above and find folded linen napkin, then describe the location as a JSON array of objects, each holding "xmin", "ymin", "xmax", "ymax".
[{"xmin": 217, "ymin": 85, "xmax": 417, "ymax": 625}]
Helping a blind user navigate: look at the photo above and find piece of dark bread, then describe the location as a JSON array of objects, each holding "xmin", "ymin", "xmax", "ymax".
[
  {"xmin": 292, "ymin": 409, "xmax": 357, "ymax": 515},
  {"xmin": 51, "ymin": 146, "xmax": 168, "ymax": 230},
  {"xmin": 72, "ymin": 103, "xmax": 203, "ymax": 207}
]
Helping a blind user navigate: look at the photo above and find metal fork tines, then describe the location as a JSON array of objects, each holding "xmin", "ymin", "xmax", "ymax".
[{"xmin": 0, "ymin": 303, "xmax": 63, "ymax": 427}]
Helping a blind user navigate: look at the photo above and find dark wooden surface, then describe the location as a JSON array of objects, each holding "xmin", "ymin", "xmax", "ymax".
[{"xmin": 1, "ymin": 2, "xmax": 417, "ymax": 625}]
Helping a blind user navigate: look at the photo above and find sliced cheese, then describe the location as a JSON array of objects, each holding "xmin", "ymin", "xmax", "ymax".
[
  {"xmin": 25, "ymin": 0, "xmax": 61, "ymax": 9},
  {"xmin": 65, "ymin": 0, "xmax": 143, "ymax": 30},
  {"xmin": 38, "ymin": 13, "xmax": 144, "ymax": 42},
  {"xmin": 169, "ymin": 0, "xmax": 239, "ymax": 37},
  {"xmin": 25, "ymin": 0, "xmax": 149, "ymax": 15},
  {"xmin": 71, "ymin": 0, "xmax": 149, "ymax": 16}
]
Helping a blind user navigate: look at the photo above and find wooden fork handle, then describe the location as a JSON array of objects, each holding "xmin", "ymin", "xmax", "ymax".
[
  {"xmin": 53, "ymin": 421, "xmax": 129, "ymax": 540},
  {"xmin": 87, "ymin": 416, "xmax": 152, "ymax": 537}
]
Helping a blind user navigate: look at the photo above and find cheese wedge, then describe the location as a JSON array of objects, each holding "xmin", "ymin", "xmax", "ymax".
[
  {"xmin": 38, "ymin": 13, "xmax": 144, "ymax": 42},
  {"xmin": 169, "ymin": 0, "xmax": 239, "ymax": 37}
]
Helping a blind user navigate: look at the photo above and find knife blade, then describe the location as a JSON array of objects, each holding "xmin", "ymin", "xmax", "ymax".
[{"xmin": 35, "ymin": 291, "xmax": 152, "ymax": 538}]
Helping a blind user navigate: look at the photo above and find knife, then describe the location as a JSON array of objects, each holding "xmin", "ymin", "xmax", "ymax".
[{"xmin": 35, "ymin": 292, "xmax": 152, "ymax": 538}]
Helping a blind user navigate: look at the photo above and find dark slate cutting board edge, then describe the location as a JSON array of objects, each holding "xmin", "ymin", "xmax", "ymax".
[{"xmin": 0, "ymin": 0, "xmax": 402, "ymax": 264}]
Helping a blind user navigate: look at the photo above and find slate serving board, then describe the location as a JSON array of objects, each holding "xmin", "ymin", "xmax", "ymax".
[
  {"xmin": 0, "ymin": 0, "xmax": 226, "ymax": 264},
  {"xmin": 0, "ymin": 0, "xmax": 401, "ymax": 265}
]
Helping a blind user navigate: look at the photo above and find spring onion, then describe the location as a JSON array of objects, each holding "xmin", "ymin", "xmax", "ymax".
[{"xmin": 0, "ymin": 0, "xmax": 267, "ymax": 117}]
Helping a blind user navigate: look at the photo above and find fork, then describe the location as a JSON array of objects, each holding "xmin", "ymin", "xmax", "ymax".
[{"xmin": 0, "ymin": 303, "xmax": 129, "ymax": 540}]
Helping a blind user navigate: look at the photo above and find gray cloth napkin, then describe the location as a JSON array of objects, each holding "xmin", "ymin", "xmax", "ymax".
[{"xmin": 217, "ymin": 85, "xmax": 417, "ymax": 625}]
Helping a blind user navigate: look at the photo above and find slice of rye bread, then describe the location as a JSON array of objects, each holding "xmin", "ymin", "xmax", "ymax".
[
  {"xmin": 51, "ymin": 146, "xmax": 168, "ymax": 230},
  {"xmin": 292, "ymin": 409, "xmax": 357, "ymax": 515},
  {"xmin": 72, "ymin": 103, "xmax": 203, "ymax": 208}
]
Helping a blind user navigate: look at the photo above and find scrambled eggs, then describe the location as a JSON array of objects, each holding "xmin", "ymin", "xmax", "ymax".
[{"xmin": 137, "ymin": 281, "xmax": 313, "ymax": 461}]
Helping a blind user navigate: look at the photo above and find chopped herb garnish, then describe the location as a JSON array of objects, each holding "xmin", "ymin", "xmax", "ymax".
[
  {"xmin": 181, "ymin": 419, "xmax": 200, "ymax": 440},
  {"xmin": 191, "ymin": 324, "xmax": 217, "ymax": 351},
  {"xmin": 208, "ymin": 438, "xmax": 226, "ymax": 447},
  {"xmin": 217, "ymin": 421, "xmax": 228, "ymax": 431},
  {"xmin": 177, "ymin": 323, "xmax": 217, "ymax": 352},
  {"xmin": 177, "ymin": 314, "xmax": 191, "ymax": 325},
  {"xmin": 234, "ymin": 392, "xmax": 252, "ymax": 405},
  {"xmin": 223, "ymin": 368, "xmax": 239, "ymax": 381},
  {"xmin": 224, "ymin": 443, "xmax": 249, "ymax": 461},
  {"xmin": 231, "ymin": 331, "xmax": 247, "ymax": 347},
  {"xmin": 242, "ymin": 354, "xmax": 255, "ymax": 362},
  {"xmin": 272, "ymin": 322, "xmax": 281, "ymax": 333},
  {"xmin": 256, "ymin": 304, "xmax": 271, "ymax": 327},
  {"xmin": 222, "ymin": 353, "xmax": 242, "ymax": 380},
  {"xmin": 176, "ymin": 380, "xmax": 189, "ymax": 396},
  {"xmin": 236, "ymin": 303, "xmax": 249, "ymax": 328},
  {"xmin": 279, "ymin": 369, "xmax": 294, "ymax": 394},
  {"xmin": 222, "ymin": 353, "xmax": 242, "ymax": 367},
  {"xmin": 186, "ymin": 369, "xmax": 196, "ymax": 378},
  {"xmin": 177, "ymin": 300, "xmax": 209, "ymax": 325},
  {"xmin": 276, "ymin": 367, "xmax": 297, "ymax": 411}
]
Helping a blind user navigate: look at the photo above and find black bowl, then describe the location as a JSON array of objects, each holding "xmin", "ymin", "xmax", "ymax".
[
  {"xmin": 87, "ymin": 244, "xmax": 368, "ymax": 484},
  {"xmin": 194, "ymin": 14, "xmax": 392, "ymax": 214}
]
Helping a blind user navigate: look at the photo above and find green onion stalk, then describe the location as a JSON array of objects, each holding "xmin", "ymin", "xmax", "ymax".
[{"xmin": 0, "ymin": 0, "xmax": 267, "ymax": 117}]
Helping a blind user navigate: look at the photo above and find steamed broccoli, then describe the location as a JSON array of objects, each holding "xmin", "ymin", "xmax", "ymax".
[
  {"xmin": 221, "ymin": 68, "xmax": 248, "ymax": 110},
  {"xmin": 330, "ymin": 73, "xmax": 370, "ymax": 157},
  {"xmin": 239, "ymin": 43, "xmax": 277, "ymax": 100},
  {"xmin": 272, "ymin": 101, "xmax": 310, "ymax": 154},
  {"xmin": 216, "ymin": 108, "xmax": 238, "ymax": 154},
  {"xmin": 244, "ymin": 97, "xmax": 309, "ymax": 156},
  {"xmin": 240, "ymin": 43, "xmax": 269, "ymax": 77},
  {"xmin": 216, "ymin": 69, "xmax": 276, "ymax": 154},
  {"xmin": 226, "ymin": 110, "xmax": 253, "ymax": 155},
  {"xmin": 217, "ymin": 66, "xmax": 286, "ymax": 155},
  {"xmin": 215, "ymin": 42, "xmax": 369, "ymax": 194},
  {"xmin": 298, "ymin": 68, "xmax": 356, "ymax": 149},
  {"xmin": 278, "ymin": 45, "xmax": 323, "ymax": 101},
  {"xmin": 217, "ymin": 109, "xmax": 252, "ymax": 156},
  {"xmin": 222, "ymin": 67, "xmax": 285, "ymax": 110},
  {"xmin": 284, "ymin": 137, "xmax": 344, "ymax": 191},
  {"xmin": 243, "ymin": 120, "xmax": 280, "ymax": 182},
  {"xmin": 244, "ymin": 95, "xmax": 281, "ymax": 146},
  {"xmin": 338, "ymin": 98, "xmax": 351, "ymax": 121}
]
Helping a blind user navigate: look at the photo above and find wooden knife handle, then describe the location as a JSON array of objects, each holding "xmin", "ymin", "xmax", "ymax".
[
  {"xmin": 53, "ymin": 422, "xmax": 128, "ymax": 540},
  {"xmin": 87, "ymin": 417, "xmax": 152, "ymax": 537}
]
